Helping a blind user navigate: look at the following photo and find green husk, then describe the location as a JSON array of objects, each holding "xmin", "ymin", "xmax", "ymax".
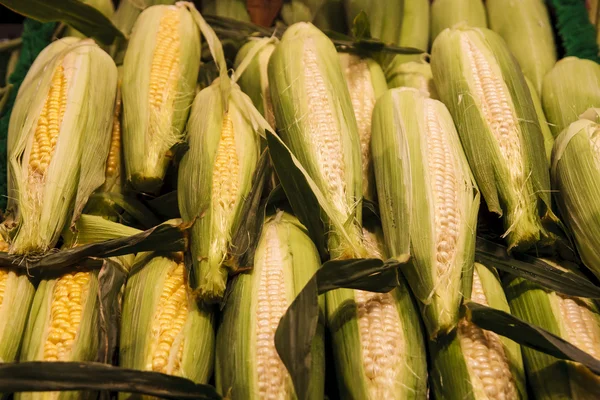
[
  {"xmin": 281, "ymin": 0, "xmax": 347, "ymax": 33},
  {"xmin": 487, "ymin": 0, "xmax": 556, "ymax": 95},
  {"xmin": 216, "ymin": 212, "xmax": 325, "ymax": 399},
  {"xmin": 385, "ymin": 57, "xmax": 438, "ymax": 99},
  {"xmin": 525, "ymin": 76, "xmax": 554, "ymax": 165},
  {"xmin": 268, "ymin": 22, "xmax": 364, "ymax": 260},
  {"xmin": 338, "ymin": 52, "xmax": 387, "ymax": 202},
  {"xmin": 430, "ymin": 263, "xmax": 527, "ymax": 399},
  {"xmin": 234, "ymin": 38, "xmax": 277, "ymax": 128},
  {"xmin": 430, "ymin": 0, "xmax": 487, "ymax": 43},
  {"xmin": 542, "ymin": 57, "xmax": 600, "ymax": 138},
  {"xmin": 326, "ymin": 226, "xmax": 427, "ymax": 399},
  {"xmin": 201, "ymin": 0, "xmax": 250, "ymax": 21},
  {"xmin": 551, "ymin": 113, "xmax": 600, "ymax": 280},
  {"xmin": 119, "ymin": 253, "xmax": 215, "ymax": 397},
  {"xmin": 504, "ymin": 260, "xmax": 600, "ymax": 399},
  {"xmin": 121, "ymin": 4, "xmax": 201, "ymax": 194},
  {"xmin": 0, "ymin": 270, "xmax": 35, "ymax": 363},
  {"xmin": 431, "ymin": 26, "xmax": 558, "ymax": 252},
  {"xmin": 6, "ymin": 38, "xmax": 118, "ymax": 254},
  {"xmin": 370, "ymin": 87, "xmax": 479, "ymax": 337}
]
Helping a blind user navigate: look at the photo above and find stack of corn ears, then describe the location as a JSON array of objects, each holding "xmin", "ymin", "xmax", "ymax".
[
  {"xmin": 216, "ymin": 212, "xmax": 325, "ymax": 399},
  {"xmin": 430, "ymin": 0, "xmax": 487, "ymax": 43},
  {"xmin": 430, "ymin": 263, "xmax": 527, "ymax": 399},
  {"xmin": 486, "ymin": 0, "xmax": 556, "ymax": 95},
  {"xmin": 551, "ymin": 109, "xmax": 600, "ymax": 279},
  {"xmin": 431, "ymin": 26, "xmax": 558, "ymax": 252},
  {"xmin": 268, "ymin": 22, "xmax": 365, "ymax": 260},
  {"xmin": 122, "ymin": 4, "xmax": 201, "ymax": 194},
  {"xmin": 119, "ymin": 253, "xmax": 215, "ymax": 391},
  {"xmin": 6, "ymin": 37, "xmax": 118, "ymax": 255},
  {"xmin": 504, "ymin": 259, "xmax": 600, "ymax": 398},
  {"xmin": 338, "ymin": 52, "xmax": 387, "ymax": 201},
  {"xmin": 327, "ymin": 226, "xmax": 427, "ymax": 399},
  {"xmin": 371, "ymin": 87, "xmax": 479, "ymax": 337},
  {"xmin": 542, "ymin": 57, "xmax": 600, "ymax": 138}
]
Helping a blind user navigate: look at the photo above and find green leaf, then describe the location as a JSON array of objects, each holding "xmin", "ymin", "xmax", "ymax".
[
  {"xmin": 275, "ymin": 257, "xmax": 405, "ymax": 400},
  {"xmin": 266, "ymin": 130, "xmax": 328, "ymax": 260},
  {"xmin": 467, "ymin": 302, "xmax": 600, "ymax": 375},
  {"xmin": 85, "ymin": 192, "xmax": 161, "ymax": 230},
  {"xmin": 146, "ymin": 191, "xmax": 181, "ymax": 220},
  {"xmin": 96, "ymin": 259, "xmax": 127, "ymax": 364},
  {"xmin": 0, "ymin": 0, "xmax": 124, "ymax": 45},
  {"xmin": 475, "ymin": 237, "xmax": 600, "ymax": 298},
  {"xmin": 351, "ymin": 11, "xmax": 372, "ymax": 40},
  {"xmin": 0, "ymin": 220, "xmax": 187, "ymax": 277},
  {"xmin": 0, "ymin": 362, "xmax": 221, "ymax": 399}
]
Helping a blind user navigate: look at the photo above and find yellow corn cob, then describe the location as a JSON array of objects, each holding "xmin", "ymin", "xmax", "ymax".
[
  {"xmin": 430, "ymin": 0, "xmax": 487, "ymax": 43},
  {"xmin": 216, "ymin": 212, "xmax": 324, "ymax": 399},
  {"xmin": 326, "ymin": 226, "xmax": 427, "ymax": 399},
  {"xmin": 431, "ymin": 263, "xmax": 527, "ymax": 399},
  {"xmin": 431, "ymin": 26, "xmax": 557, "ymax": 252},
  {"xmin": 178, "ymin": 78, "xmax": 261, "ymax": 302},
  {"xmin": 542, "ymin": 57, "xmax": 600, "ymax": 137},
  {"xmin": 338, "ymin": 53, "xmax": 388, "ymax": 201},
  {"xmin": 487, "ymin": 0, "xmax": 556, "ymax": 95},
  {"xmin": 268, "ymin": 22, "xmax": 364, "ymax": 260},
  {"xmin": 385, "ymin": 58, "xmax": 438, "ymax": 99},
  {"xmin": 105, "ymin": 84, "xmax": 121, "ymax": 181},
  {"xmin": 122, "ymin": 4, "xmax": 201, "ymax": 193},
  {"xmin": 551, "ymin": 113, "xmax": 600, "ymax": 280},
  {"xmin": 6, "ymin": 38, "xmax": 118, "ymax": 254},
  {"xmin": 16, "ymin": 268, "xmax": 100, "ymax": 400},
  {"xmin": 119, "ymin": 253, "xmax": 214, "ymax": 397},
  {"xmin": 371, "ymin": 87, "xmax": 479, "ymax": 336},
  {"xmin": 505, "ymin": 259, "xmax": 600, "ymax": 399}
]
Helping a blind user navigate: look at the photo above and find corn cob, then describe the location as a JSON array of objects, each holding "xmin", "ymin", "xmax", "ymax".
[
  {"xmin": 504, "ymin": 259, "xmax": 600, "ymax": 399},
  {"xmin": 201, "ymin": 0, "xmax": 250, "ymax": 21},
  {"xmin": 6, "ymin": 37, "xmax": 118, "ymax": 254},
  {"xmin": 326, "ymin": 226, "xmax": 427, "ymax": 399},
  {"xmin": 551, "ymin": 114, "xmax": 600, "ymax": 280},
  {"xmin": 64, "ymin": 0, "xmax": 115, "ymax": 39},
  {"xmin": 121, "ymin": 4, "xmax": 201, "ymax": 194},
  {"xmin": 430, "ymin": 263, "xmax": 527, "ymax": 400},
  {"xmin": 371, "ymin": 87, "xmax": 479, "ymax": 337},
  {"xmin": 525, "ymin": 76, "xmax": 554, "ymax": 165},
  {"xmin": 109, "ymin": 0, "xmax": 175, "ymax": 62},
  {"xmin": 385, "ymin": 57, "xmax": 438, "ymax": 99},
  {"xmin": 268, "ymin": 22, "xmax": 364, "ymax": 260},
  {"xmin": 119, "ymin": 253, "xmax": 214, "ymax": 395},
  {"xmin": 16, "ymin": 269, "xmax": 101, "ymax": 400},
  {"xmin": 234, "ymin": 39, "xmax": 277, "ymax": 129},
  {"xmin": 338, "ymin": 53, "xmax": 387, "ymax": 202},
  {"xmin": 486, "ymin": 0, "xmax": 556, "ymax": 95},
  {"xmin": 216, "ymin": 212, "xmax": 324, "ymax": 399},
  {"xmin": 0, "ymin": 267, "xmax": 35, "ymax": 363},
  {"xmin": 178, "ymin": 80, "xmax": 261, "ymax": 302},
  {"xmin": 431, "ymin": 27, "xmax": 557, "ymax": 252},
  {"xmin": 542, "ymin": 57, "xmax": 600, "ymax": 138},
  {"xmin": 430, "ymin": 0, "xmax": 487, "ymax": 43}
]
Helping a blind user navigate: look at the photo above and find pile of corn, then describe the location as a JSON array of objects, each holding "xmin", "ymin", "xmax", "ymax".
[{"xmin": 1, "ymin": 0, "xmax": 600, "ymax": 399}]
